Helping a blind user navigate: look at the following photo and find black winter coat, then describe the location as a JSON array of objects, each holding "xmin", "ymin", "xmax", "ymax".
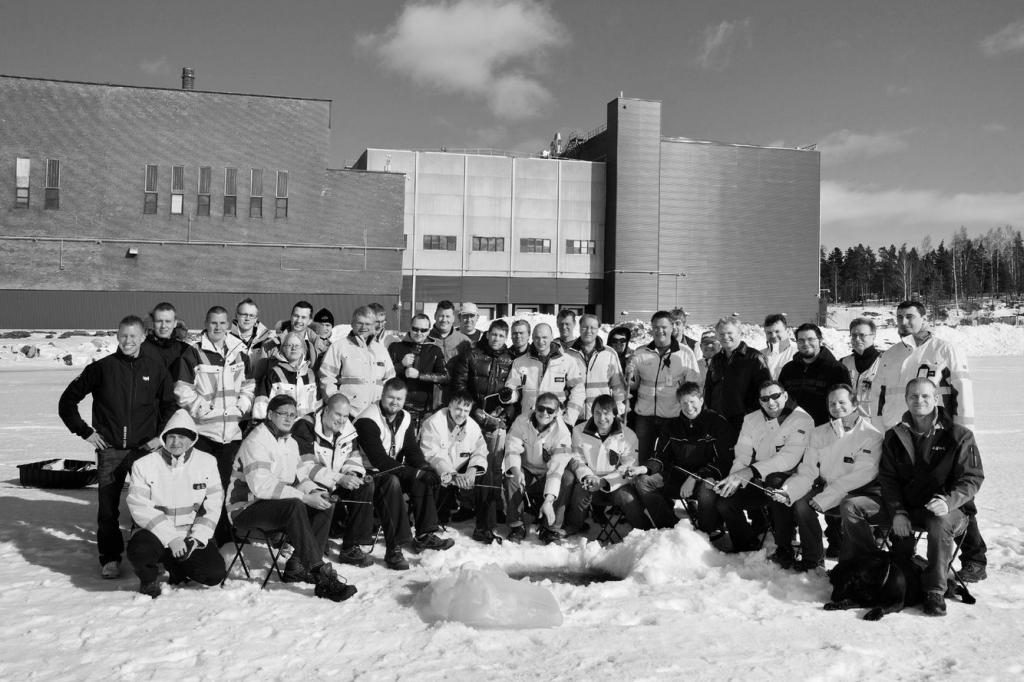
[{"xmin": 778, "ymin": 353, "xmax": 851, "ymax": 426}]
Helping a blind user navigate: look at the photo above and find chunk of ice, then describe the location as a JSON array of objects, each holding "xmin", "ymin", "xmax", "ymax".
[{"xmin": 417, "ymin": 563, "xmax": 563, "ymax": 629}]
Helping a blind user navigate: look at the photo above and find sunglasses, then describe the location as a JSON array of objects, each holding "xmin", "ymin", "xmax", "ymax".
[
  {"xmin": 608, "ymin": 338, "xmax": 627, "ymax": 344},
  {"xmin": 758, "ymin": 392, "xmax": 784, "ymax": 403},
  {"xmin": 411, "ymin": 327, "xmax": 430, "ymax": 333},
  {"xmin": 535, "ymin": 405, "xmax": 559, "ymax": 415}
]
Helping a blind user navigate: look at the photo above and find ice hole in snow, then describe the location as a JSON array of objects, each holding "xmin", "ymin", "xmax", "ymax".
[{"xmin": 504, "ymin": 566, "xmax": 622, "ymax": 586}]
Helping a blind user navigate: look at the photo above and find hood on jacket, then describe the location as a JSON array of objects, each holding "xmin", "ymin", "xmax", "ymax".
[{"xmin": 160, "ymin": 409, "xmax": 199, "ymax": 450}]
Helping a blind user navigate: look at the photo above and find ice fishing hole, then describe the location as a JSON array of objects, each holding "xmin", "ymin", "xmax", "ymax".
[{"xmin": 504, "ymin": 567, "xmax": 622, "ymax": 586}]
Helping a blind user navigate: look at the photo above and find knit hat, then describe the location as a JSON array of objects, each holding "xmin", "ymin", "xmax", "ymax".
[{"xmin": 313, "ymin": 308, "xmax": 334, "ymax": 325}]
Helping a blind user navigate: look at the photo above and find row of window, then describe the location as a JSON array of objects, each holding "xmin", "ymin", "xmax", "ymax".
[
  {"xmin": 15, "ymin": 158, "xmax": 61, "ymax": 209},
  {"xmin": 143, "ymin": 166, "xmax": 289, "ymax": 218},
  {"xmin": 423, "ymin": 236, "xmax": 597, "ymax": 254}
]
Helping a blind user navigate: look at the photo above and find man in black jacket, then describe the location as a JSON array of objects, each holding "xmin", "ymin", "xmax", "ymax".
[
  {"xmin": 387, "ymin": 313, "xmax": 448, "ymax": 428},
  {"xmin": 841, "ymin": 377, "xmax": 984, "ymax": 616},
  {"xmin": 778, "ymin": 323, "xmax": 851, "ymax": 427},
  {"xmin": 58, "ymin": 315, "xmax": 177, "ymax": 578},
  {"xmin": 451, "ymin": 320, "xmax": 515, "ymax": 431},
  {"xmin": 141, "ymin": 301, "xmax": 190, "ymax": 370},
  {"xmin": 703, "ymin": 317, "xmax": 772, "ymax": 432}
]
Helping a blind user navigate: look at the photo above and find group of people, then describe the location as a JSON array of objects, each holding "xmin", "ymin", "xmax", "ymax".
[{"xmin": 57, "ymin": 297, "xmax": 984, "ymax": 615}]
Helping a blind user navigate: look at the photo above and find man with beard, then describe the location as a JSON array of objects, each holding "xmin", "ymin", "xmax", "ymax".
[{"xmin": 779, "ymin": 323, "xmax": 851, "ymax": 427}]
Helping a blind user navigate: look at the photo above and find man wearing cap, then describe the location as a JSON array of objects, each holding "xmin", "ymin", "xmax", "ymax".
[
  {"xmin": 458, "ymin": 302, "xmax": 483, "ymax": 343},
  {"xmin": 696, "ymin": 330, "xmax": 720, "ymax": 389},
  {"xmin": 313, "ymin": 308, "xmax": 335, "ymax": 351},
  {"xmin": 126, "ymin": 410, "xmax": 226, "ymax": 597}
]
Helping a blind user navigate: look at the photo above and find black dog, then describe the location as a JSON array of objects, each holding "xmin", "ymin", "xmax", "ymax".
[{"xmin": 824, "ymin": 551, "xmax": 975, "ymax": 620}]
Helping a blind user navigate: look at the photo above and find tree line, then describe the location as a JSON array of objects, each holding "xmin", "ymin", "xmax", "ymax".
[{"xmin": 820, "ymin": 226, "xmax": 1024, "ymax": 306}]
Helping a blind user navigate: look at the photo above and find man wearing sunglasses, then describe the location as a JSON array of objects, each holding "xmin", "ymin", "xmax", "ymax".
[
  {"xmin": 712, "ymin": 380, "xmax": 813, "ymax": 553},
  {"xmin": 386, "ymin": 313, "xmax": 448, "ymax": 428}
]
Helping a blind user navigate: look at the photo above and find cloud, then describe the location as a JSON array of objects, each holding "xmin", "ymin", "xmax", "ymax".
[
  {"xmin": 356, "ymin": 0, "xmax": 567, "ymax": 120},
  {"xmin": 816, "ymin": 129, "xmax": 912, "ymax": 166},
  {"xmin": 980, "ymin": 20, "xmax": 1024, "ymax": 57},
  {"xmin": 821, "ymin": 180, "xmax": 1024, "ymax": 247},
  {"xmin": 139, "ymin": 57, "xmax": 170, "ymax": 76},
  {"xmin": 696, "ymin": 18, "xmax": 751, "ymax": 71}
]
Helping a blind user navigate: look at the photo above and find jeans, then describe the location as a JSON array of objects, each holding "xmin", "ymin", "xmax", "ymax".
[
  {"xmin": 504, "ymin": 467, "xmax": 574, "ymax": 531},
  {"xmin": 194, "ymin": 436, "xmax": 241, "ymax": 546},
  {"xmin": 96, "ymin": 447, "xmax": 145, "ymax": 565},
  {"xmin": 564, "ymin": 481, "xmax": 650, "ymax": 532}
]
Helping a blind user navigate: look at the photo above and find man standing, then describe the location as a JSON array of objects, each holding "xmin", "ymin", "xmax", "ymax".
[
  {"xmin": 626, "ymin": 311, "xmax": 700, "ymax": 461},
  {"xmin": 703, "ymin": 317, "xmax": 772, "ymax": 433},
  {"xmin": 451, "ymin": 319, "xmax": 516, "ymax": 435},
  {"xmin": 555, "ymin": 309, "xmax": 578, "ymax": 349},
  {"xmin": 509, "ymin": 319, "xmax": 532, "ymax": 359},
  {"xmin": 387, "ymin": 313, "xmax": 448, "ymax": 427},
  {"xmin": 570, "ymin": 313, "xmax": 627, "ymax": 422},
  {"xmin": 458, "ymin": 302, "xmax": 483, "ymax": 343},
  {"xmin": 841, "ymin": 378, "xmax": 983, "ymax": 615},
  {"xmin": 230, "ymin": 298, "xmax": 274, "ymax": 381},
  {"xmin": 696, "ymin": 330, "xmax": 720, "ymax": 389},
  {"xmin": 428, "ymin": 299, "xmax": 471, "ymax": 365},
  {"xmin": 268, "ymin": 301, "xmax": 328, "ymax": 368},
  {"xmin": 841, "ymin": 317, "xmax": 882, "ymax": 420},
  {"xmin": 369, "ymin": 302, "xmax": 400, "ymax": 348},
  {"xmin": 59, "ymin": 315, "xmax": 176, "ymax": 578},
  {"xmin": 669, "ymin": 307, "xmax": 698, "ymax": 350},
  {"xmin": 762, "ymin": 313, "xmax": 795, "ymax": 380},
  {"xmin": 505, "ymin": 323, "xmax": 585, "ymax": 426},
  {"xmin": 778, "ymin": 323, "xmax": 851, "ymax": 427},
  {"xmin": 319, "ymin": 306, "xmax": 396, "ymax": 417},
  {"xmin": 142, "ymin": 302, "xmax": 190, "ymax": 370}
]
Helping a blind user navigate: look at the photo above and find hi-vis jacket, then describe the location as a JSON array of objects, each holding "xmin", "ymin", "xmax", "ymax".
[
  {"xmin": 503, "ymin": 412, "xmax": 574, "ymax": 497},
  {"xmin": 870, "ymin": 333, "xmax": 974, "ymax": 430},
  {"xmin": 420, "ymin": 409, "xmax": 489, "ymax": 477},
  {"xmin": 569, "ymin": 338, "xmax": 628, "ymax": 420},
  {"xmin": 626, "ymin": 338, "xmax": 700, "ymax": 418},
  {"xmin": 505, "ymin": 345, "xmax": 585, "ymax": 424},
  {"xmin": 353, "ymin": 402, "xmax": 427, "ymax": 472},
  {"xmin": 253, "ymin": 359, "xmax": 320, "ymax": 421},
  {"xmin": 174, "ymin": 333, "xmax": 254, "ymax": 444},
  {"xmin": 127, "ymin": 410, "xmax": 222, "ymax": 546},
  {"xmin": 225, "ymin": 422, "xmax": 318, "ymax": 521},
  {"xmin": 291, "ymin": 409, "xmax": 366, "ymax": 490},
  {"xmin": 318, "ymin": 332, "xmax": 396, "ymax": 415},
  {"xmin": 841, "ymin": 348, "xmax": 881, "ymax": 420},
  {"xmin": 569, "ymin": 419, "xmax": 639, "ymax": 492},
  {"xmin": 781, "ymin": 416, "xmax": 882, "ymax": 511},
  {"xmin": 731, "ymin": 403, "xmax": 813, "ymax": 479}
]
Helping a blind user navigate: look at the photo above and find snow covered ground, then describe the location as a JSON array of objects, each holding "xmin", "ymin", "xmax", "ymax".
[{"xmin": 2, "ymin": 330, "xmax": 1023, "ymax": 680}]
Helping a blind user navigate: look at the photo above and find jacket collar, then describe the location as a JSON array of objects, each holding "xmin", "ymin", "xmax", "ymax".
[
  {"xmin": 646, "ymin": 337, "xmax": 681, "ymax": 353},
  {"xmin": 582, "ymin": 417, "xmax": 623, "ymax": 439},
  {"xmin": 198, "ymin": 332, "xmax": 245, "ymax": 358}
]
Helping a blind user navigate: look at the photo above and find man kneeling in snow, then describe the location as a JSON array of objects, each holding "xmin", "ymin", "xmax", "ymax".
[{"xmin": 126, "ymin": 410, "xmax": 226, "ymax": 598}]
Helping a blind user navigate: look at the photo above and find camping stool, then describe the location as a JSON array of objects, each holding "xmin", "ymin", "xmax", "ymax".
[
  {"xmin": 593, "ymin": 505, "xmax": 627, "ymax": 544},
  {"xmin": 221, "ymin": 528, "xmax": 287, "ymax": 589},
  {"xmin": 877, "ymin": 519, "xmax": 974, "ymax": 600}
]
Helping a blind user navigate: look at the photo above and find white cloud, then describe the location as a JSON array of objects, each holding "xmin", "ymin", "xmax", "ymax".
[
  {"xmin": 696, "ymin": 18, "xmax": 751, "ymax": 71},
  {"xmin": 821, "ymin": 180, "xmax": 1024, "ymax": 246},
  {"xmin": 980, "ymin": 20, "xmax": 1024, "ymax": 57},
  {"xmin": 816, "ymin": 129, "xmax": 912, "ymax": 166},
  {"xmin": 139, "ymin": 57, "xmax": 170, "ymax": 76},
  {"xmin": 356, "ymin": 0, "xmax": 567, "ymax": 120}
]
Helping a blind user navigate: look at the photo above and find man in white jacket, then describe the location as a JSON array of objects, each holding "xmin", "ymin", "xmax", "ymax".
[
  {"xmin": 127, "ymin": 410, "xmax": 226, "ymax": 597},
  {"xmin": 767, "ymin": 384, "xmax": 882, "ymax": 571}
]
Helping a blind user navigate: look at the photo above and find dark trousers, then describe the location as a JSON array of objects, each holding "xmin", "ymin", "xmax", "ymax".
[
  {"xmin": 233, "ymin": 498, "xmax": 331, "ymax": 570},
  {"xmin": 715, "ymin": 473, "xmax": 788, "ymax": 551},
  {"xmin": 633, "ymin": 415, "xmax": 669, "ymax": 463},
  {"xmin": 770, "ymin": 491, "xmax": 830, "ymax": 562},
  {"xmin": 194, "ymin": 436, "xmax": 241, "ymax": 546},
  {"xmin": 373, "ymin": 467, "xmax": 441, "ymax": 546},
  {"xmin": 126, "ymin": 529, "xmax": 226, "ymax": 585},
  {"xmin": 435, "ymin": 451, "xmax": 504, "ymax": 531},
  {"xmin": 333, "ymin": 479, "xmax": 376, "ymax": 549},
  {"xmin": 959, "ymin": 515, "xmax": 987, "ymax": 567},
  {"xmin": 634, "ymin": 471, "xmax": 722, "ymax": 532},
  {"xmin": 504, "ymin": 467, "xmax": 574, "ymax": 530},
  {"xmin": 565, "ymin": 481, "xmax": 651, "ymax": 532},
  {"xmin": 96, "ymin": 447, "xmax": 145, "ymax": 565}
]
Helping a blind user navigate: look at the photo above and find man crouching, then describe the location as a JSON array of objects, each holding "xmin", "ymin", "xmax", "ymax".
[{"xmin": 126, "ymin": 410, "xmax": 227, "ymax": 597}]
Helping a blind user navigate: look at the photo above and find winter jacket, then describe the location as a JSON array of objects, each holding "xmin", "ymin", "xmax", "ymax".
[
  {"xmin": 420, "ymin": 409, "xmax": 489, "ymax": 478},
  {"xmin": 253, "ymin": 359, "xmax": 320, "ymax": 421},
  {"xmin": 267, "ymin": 322, "xmax": 330, "ymax": 369},
  {"xmin": 841, "ymin": 348, "xmax": 881, "ymax": 420},
  {"xmin": 569, "ymin": 419, "xmax": 639, "ymax": 492},
  {"xmin": 763, "ymin": 341, "xmax": 796, "ymax": 381},
  {"xmin": 646, "ymin": 408, "xmax": 737, "ymax": 479},
  {"xmin": 387, "ymin": 336, "xmax": 447, "ymax": 413},
  {"xmin": 871, "ymin": 334, "xmax": 974, "ymax": 429},
  {"xmin": 230, "ymin": 321, "xmax": 275, "ymax": 381},
  {"xmin": 126, "ymin": 411, "xmax": 222, "ymax": 546},
  {"xmin": 879, "ymin": 408, "xmax": 983, "ymax": 518},
  {"xmin": 450, "ymin": 338, "xmax": 515, "ymax": 416},
  {"xmin": 354, "ymin": 402, "xmax": 427, "ymax": 473},
  {"xmin": 503, "ymin": 412, "xmax": 574, "ymax": 497},
  {"xmin": 142, "ymin": 333, "xmax": 191, "ymax": 371},
  {"xmin": 570, "ymin": 338, "xmax": 628, "ymax": 420},
  {"xmin": 59, "ymin": 347, "xmax": 176, "ymax": 450},
  {"xmin": 781, "ymin": 416, "xmax": 882, "ymax": 511},
  {"xmin": 703, "ymin": 343, "xmax": 772, "ymax": 427},
  {"xmin": 731, "ymin": 402, "xmax": 813, "ymax": 479},
  {"xmin": 225, "ymin": 422, "xmax": 318, "ymax": 520},
  {"xmin": 318, "ymin": 332, "xmax": 395, "ymax": 415},
  {"xmin": 173, "ymin": 333, "xmax": 254, "ymax": 444},
  {"xmin": 626, "ymin": 339, "xmax": 700, "ymax": 419},
  {"xmin": 505, "ymin": 344, "xmax": 586, "ymax": 424},
  {"xmin": 428, "ymin": 327, "xmax": 471, "ymax": 365},
  {"xmin": 291, "ymin": 409, "xmax": 366, "ymax": 489},
  {"xmin": 778, "ymin": 353, "xmax": 852, "ymax": 426}
]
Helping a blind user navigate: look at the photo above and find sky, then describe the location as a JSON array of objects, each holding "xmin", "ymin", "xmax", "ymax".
[{"xmin": 2, "ymin": 0, "xmax": 1023, "ymax": 249}]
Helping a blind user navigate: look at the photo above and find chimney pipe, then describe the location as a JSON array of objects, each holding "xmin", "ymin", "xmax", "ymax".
[{"xmin": 181, "ymin": 67, "xmax": 195, "ymax": 90}]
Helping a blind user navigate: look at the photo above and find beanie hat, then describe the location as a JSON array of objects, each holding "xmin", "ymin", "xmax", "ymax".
[{"xmin": 314, "ymin": 308, "xmax": 334, "ymax": 325}]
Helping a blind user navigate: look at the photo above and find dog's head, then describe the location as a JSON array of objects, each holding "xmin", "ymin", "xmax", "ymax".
[{"xmin": 829, "ymin": 552, "xmax": 891, "ymax": 605}]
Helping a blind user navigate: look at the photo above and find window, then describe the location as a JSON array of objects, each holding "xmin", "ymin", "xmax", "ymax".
[
  {"xmin": 520, "ymin": 238, "xmax": 551, "ymax": 253},
  {"xmin": 197, "ymin": 166, "xmax": 211, "ymax": 217},
  {"xmin": 275, "ymin": 170, "xmax": 288, "ymax": 218},
  {"xmin": 566, "ymin": 239, "xmax": 597, "ymax": 255},
  {"xmin": 143, "ymin": 164, "xmax": 158, "ymax": 214},
  {"xmin": 472, "ymin": 236, "xmax": 504, "ymax": 252},
  {"xmin": 250, "ymin": 168, "xmax": 263, "ymax": 218},
  {"xmin": 170, "ymin": 165, "xmax": 184, "ymax": 215},
  {"xmin": 15, "ymin": 158, "xmax": 30, "ymax": 208},
  {"xmin": 224, "ymin": 167, "xmax": 237, "ymax": 217},
  {"xmin": 423, "ymin": 235, "xmax": 457, "ymax": 250},
  {"xmin": 44, "ymin": 159, "xmax": 60, "ymax": 210}
]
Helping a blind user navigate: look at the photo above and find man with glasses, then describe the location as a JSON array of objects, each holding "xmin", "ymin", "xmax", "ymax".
[
  {"xmin": 505, "ymin": 323, "xmax": 585, "ymax": 427},
  {"xmin": 712, "ymin": 380, "xmax": 813, "ymax": 553},
  {"xmin": 230, "ymin": 298, "xmax": 274, "ymax": 381},
  {"xmin": 779, "ymin": 323, "xmax": 851, "ymax": 427},
  {"xmin": 502, "ymin": 392, "xmax": 575, "ymax": 543},
  {"xmin": 841, "ymin": 317, "xmax": 882, "ymax": 420},
  {"xmin": 458, "ymin": 302, "xmax": 483, "ymax": 343},
  {"xmin": 227, "ymin": 395, "xmax": 357, "ymax": 601},
  {"xmin": 704, "ymin": 317, "xmax": 772, "ymax": 433},
  {"xmin": 509, "ymin": 319, "xmax": 532, "ymax": 359},
  {"xmin": 669, "ymin": 307, "xmax": 698, "ymax": 351},
  {"xmin": 569, "ymin": 314, "xmax": 627, "ymax": 422},
  {"xmin": 762, "ymin": 313, "xmax": 795, "ymax": 380},
  {"xmin": 387, "ymin": 313, "xmax": 448, "ymax": 427},
  {"xmin": 368, "ymin": 302, "xmax": 400, "ymax": 348},
  {"xmin": 319, "ymin": 306, "xmax": 395, "ymax": 416}
]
